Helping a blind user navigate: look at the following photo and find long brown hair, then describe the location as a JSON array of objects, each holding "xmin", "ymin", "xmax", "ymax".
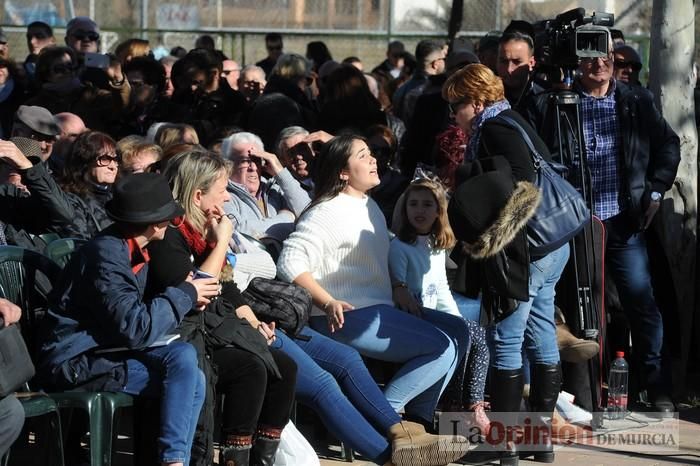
[
  {"xmin": 61, "ymin": 131, "xmax": 117, "ymax": 196},
  {"xmin": 393, "ymin": 178, "xmax": 456, "ymax": 250}
]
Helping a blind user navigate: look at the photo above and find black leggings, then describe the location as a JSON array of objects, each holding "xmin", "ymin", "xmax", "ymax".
[{"xmin": 213, "ymin": 346, "xmax": 297, "ymax": 436}]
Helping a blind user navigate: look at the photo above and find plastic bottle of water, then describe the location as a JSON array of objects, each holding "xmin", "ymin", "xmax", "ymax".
[{"xmin": 607, "ymin": 351, "xmax": 629, "ymax": 420}]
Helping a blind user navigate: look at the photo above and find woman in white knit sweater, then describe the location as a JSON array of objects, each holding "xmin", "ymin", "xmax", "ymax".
[{"xmin": 277, "ymin": 134, "xmax": 470, "ymax": 431}]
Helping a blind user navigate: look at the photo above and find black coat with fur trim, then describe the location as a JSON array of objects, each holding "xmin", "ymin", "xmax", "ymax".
[{"xmin": 451, "ymin": 110, "xmax": 548, "ymax": 321}]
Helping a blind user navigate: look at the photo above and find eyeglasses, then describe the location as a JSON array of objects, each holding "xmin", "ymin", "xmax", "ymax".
[
  {"xmin": 29, "ymin": 132, "xmax": 58, "ymax": 143},
  {"xmin": 72, "ymin": 31, "xmax": 99, "ymax": 42},
  {"xmin": 614, "ymin": 59, "xmax": 642, "ymax": 72},
  {"xmin": 580, "ymin": 55, "xmax": 613, "ymax": 66},
  {"xmin": 233, "ymin": 157, "xmax": 260, "ymax": 167},
  {"xmin": 95, "ymin": 153, "xmax": 120, "ymax": 167},
  {"xmin": 448, "ymin": 99, "xmax": 468, "ymax": 115}
]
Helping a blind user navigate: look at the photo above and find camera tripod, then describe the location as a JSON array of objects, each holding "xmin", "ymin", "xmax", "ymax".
[{"xmin": 544, "ymin": 76, "xmax": 607, "ymax": 430}]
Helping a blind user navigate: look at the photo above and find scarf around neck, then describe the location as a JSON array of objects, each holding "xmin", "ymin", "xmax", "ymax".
[{"xmin": 466, "ymin": 99, "xmax": 511, "ymax": 161}]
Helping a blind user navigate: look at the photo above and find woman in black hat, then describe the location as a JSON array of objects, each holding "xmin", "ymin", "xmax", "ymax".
[
  {"xmin": 444, "ymin": 64, "xmax": 570, "ymax": 465},
  {"xmin": 38, "ymin": 172, "xmax": 221, "ymax": 466}
]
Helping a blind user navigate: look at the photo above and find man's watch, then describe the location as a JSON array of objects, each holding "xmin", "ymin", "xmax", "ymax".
[{"xmin": 650, "ymin": 191, "xmax": 662, "ymax": 202}]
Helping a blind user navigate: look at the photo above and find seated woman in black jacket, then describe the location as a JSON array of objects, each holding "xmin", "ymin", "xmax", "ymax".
[{"xmin": 145, "ymin": 149, "xmax": 296, "ymax": 466}]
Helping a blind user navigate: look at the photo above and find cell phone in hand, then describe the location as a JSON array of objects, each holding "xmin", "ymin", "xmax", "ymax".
[
  {"xmin": 84, "ymin": 52, "xmax": 111, "ymax": 70},
  {"xmin": 193, "ymin": 269, "xmax": 214, "ymax": 280}
]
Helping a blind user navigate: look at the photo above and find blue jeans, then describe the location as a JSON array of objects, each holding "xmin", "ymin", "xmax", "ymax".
[
  {"xmin": 488, "ymin": 243, "xmax": 570, "ymax": 370},
  {"xmin": 123, "ymin": 342, "xmax": 205, "ymax": 465},
  {"xmin": 452, "ymin": 292, "xmax": 482, "ymax": 322},
  {"xmin": 605, "ymin": 213, "xmax": 667, "ymax": 392},
  {"xmin": 310, "ymin": 304, "xmax": 469, "ymax": 422},
  {"xmin": 273, "ymin": 327, "xmax": 399, "ymax": 464}
]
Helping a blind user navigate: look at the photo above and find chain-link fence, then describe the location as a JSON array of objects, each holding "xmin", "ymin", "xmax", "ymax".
[{"xmin": 0, "ymin": 0, "xmax": 686, "ymax": 69}]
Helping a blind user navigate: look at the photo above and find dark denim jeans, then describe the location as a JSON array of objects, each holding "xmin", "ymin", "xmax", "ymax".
[
  {"xmin": 273, "ymin": 326, "xmax": 399, "ymax": 464},
  {"xmin": 605, "ymin": 213, "xmax": 667, "ymax": 393},
  {"xmin": 488, "ymin": 243, "xmax": 570, "ymax": 370},
  {"xmin": 123, "ymin": 342, "xmax": 205, "ymax": 465}
]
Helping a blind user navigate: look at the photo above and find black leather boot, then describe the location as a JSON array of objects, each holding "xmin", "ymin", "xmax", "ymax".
[
  {"xmin": 520, "ymin": 363, "xmax": 561, "ymax": 463},
  {"xmin": 462, "ymin": 368, "xmax": 523, "ymax": 466},
  {"xmin": 250, "ymin": 437, "xmax": 281, "ymax": 466},
  {"xmin": 220, "ymin": 445, "xmax": 251, "ymax": 466}
]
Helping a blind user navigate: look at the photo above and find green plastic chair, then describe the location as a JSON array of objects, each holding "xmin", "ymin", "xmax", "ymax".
[
  {"xmin": 37, "ymin": 233, "xmax": 61, "ymax": 246},
  {"xmin": 0, "ymin": 246, "xmax": 133, "ymax": 466},
  {"xmin": 0, "ymin": 246, "xmax": 65, "ymax": 466},
  {"xmin": 44, "ymin": 238, "xmax": 87, "ymax": 269}
]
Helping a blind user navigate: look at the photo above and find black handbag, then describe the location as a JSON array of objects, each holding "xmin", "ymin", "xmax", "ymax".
[
  {"xmin": 0, "ymin": 320, "xmax": 35, "ymax": 397},
  {"xmin": 494, "ymin": 115, "xmax": 590, "ymax": 256},
  {"xmin": 242, "ymin": 277, "xmax": 311, "ymax": 339}
]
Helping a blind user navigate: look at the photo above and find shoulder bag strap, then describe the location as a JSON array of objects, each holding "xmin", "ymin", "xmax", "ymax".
[{"xmin": 493, "ymin": 114, "xmax": 544, "ymax": 166}]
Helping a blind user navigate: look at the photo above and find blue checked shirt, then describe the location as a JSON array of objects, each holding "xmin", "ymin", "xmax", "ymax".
[{"xmin": 579, "ymin": 80, "xmax": 624, "ymax": 220}]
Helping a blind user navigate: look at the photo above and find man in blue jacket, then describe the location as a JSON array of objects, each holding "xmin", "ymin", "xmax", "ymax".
[{"xmin": 38, "ymin": 173, "xmax": 220, "ymax": 466}]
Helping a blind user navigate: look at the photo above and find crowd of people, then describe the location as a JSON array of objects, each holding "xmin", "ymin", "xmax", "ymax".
[{"xmin": 0, "ymin": 12, "xmax": 681, "ymax": 466}]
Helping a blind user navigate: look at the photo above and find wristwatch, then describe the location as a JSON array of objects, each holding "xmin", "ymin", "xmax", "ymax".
[{"xmin": 650, "ymin": 191, "xmax": 662, "ymax": 202}]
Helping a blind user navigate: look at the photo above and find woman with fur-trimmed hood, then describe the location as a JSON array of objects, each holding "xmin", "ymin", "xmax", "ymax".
[{"xmin": 444, "ymin": 64, "xmax": 570, "ymax": 465}]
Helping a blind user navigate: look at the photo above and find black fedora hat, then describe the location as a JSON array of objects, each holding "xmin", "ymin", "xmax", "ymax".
[
  {"xmin": 106, "ymin": 173, "xmax": 183, "ymax": 224},
  {"xmin": 448, "ymin": 166, "xmax": 540, "ymax": 259}
]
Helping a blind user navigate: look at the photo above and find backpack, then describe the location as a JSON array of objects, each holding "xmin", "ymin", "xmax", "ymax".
[{"xmin": 242, "ymin": 277, "xmax": 312, "ymax": 338}]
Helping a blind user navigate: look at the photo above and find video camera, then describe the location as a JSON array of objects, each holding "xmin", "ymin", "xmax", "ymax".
[{"xmin": 534, "ymin": 8, "xmax": 614, "ymax": 85}]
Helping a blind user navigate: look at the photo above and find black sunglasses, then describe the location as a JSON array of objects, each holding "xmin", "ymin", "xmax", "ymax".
[
  {"xmin": 448, "ymin": 99, "xmax": 468, "ymax": 115},
  {"xmin": 95, "ymin": 153, "xmax": 121, "ymax": 167},
  {"xmin": 614, "ymin": 60, "xmax": 642, "ymax": 72},
  {"xmin": 27, "ymin": 31, "xmax": 50, "ymax": 40},
  {"xmin": 72, "ymin": 31, "xmax": 99, "ymax": 42}
]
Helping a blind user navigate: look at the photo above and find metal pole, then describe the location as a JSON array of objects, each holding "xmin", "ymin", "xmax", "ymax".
[
  {"xmin": 387, "ymin": 0, "xmax": 394, "ymax": 42},
  {"xmin": 65, "ymin": 0, "xmax": 75, "ymax": 21},
  {"xmin": 141, "ymin": 0, "xmax": 148, "ymax": 40}
]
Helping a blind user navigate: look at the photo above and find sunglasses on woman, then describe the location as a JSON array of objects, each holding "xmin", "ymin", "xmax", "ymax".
[{"xmin": 95, "ymin": 153, "xmax": 121, "ymax": 167}]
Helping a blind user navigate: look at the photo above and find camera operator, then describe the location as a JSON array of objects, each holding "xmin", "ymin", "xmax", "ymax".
[
  {"xmin": 0, "ymin": 298, "xmax": 25, "ymax": 458},
  {"xmin": 530, "ymin": 33, "xmax": 680, "ymax": 415}
]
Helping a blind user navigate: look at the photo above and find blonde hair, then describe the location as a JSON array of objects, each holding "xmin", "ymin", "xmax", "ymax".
[
  {"xmin": 163, "ymin": 150, "xmax": 231, "ymax": 235},
  {"xmin": 155, "ymin": 124, "xmax": 200, "ymax": 151},
  {"xmin": 393, "ymin": 178, "xmax": 456, "ymax": 250},
  {"xmin": 120, "ymin": 143, "xmax": 163, "ymax": 173},
  {"xmin": 116, "ymin": 135, "xmax": 145, "ymax": 162},
  {"xmin": 442, "ymin": 63, "xmax": 505, "ymax": 106},
  {"xmin": 115, "ymin": 38, "xmax": 150, "ymax": 64}
]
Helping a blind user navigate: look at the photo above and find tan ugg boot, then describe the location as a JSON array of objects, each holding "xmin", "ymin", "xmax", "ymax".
[
  {"xmin": 388, "ymin": 421, "xmax": 469, "ymax": 466},
  {"xmin": 555, "ymin": 306, "xmax": 599, "ymax": 363}
]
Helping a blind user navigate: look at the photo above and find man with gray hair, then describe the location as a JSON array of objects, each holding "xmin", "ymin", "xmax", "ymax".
[
  {"xmin": 238, "ymin": 65, "xmax": 267, "ymax": 104},
  {"xmin": 392, "ymin": 39, "xmax": 447, "ymax": 121},
  {"xmin": 222, "ymin": 131, "xmax": 310, "ymax": 245},
  {"xmin": 531, "ymin": 38, "xmax": 680, "ymax": 418}
]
